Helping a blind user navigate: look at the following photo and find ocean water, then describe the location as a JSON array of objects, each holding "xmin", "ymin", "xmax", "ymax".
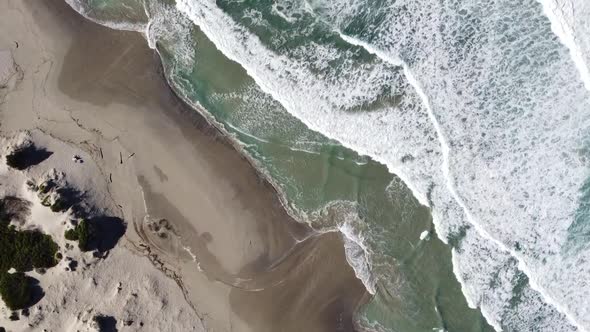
[{"xmin": 66, "ymin": 0, "xmax": 590, "ymax": 331}]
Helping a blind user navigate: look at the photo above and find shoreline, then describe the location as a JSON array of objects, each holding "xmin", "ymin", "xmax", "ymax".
[
  {"xmin": 0, "ymin": 0, "xmax": 368, "ymax": 331},
  {"xmin": 64, "ymin": 0, "xmax": 375, "ymax": 312},
  {"xmin": 138, "ymin": 56, "xmax": 373, "ymax": 330},
  {"xmin": 151, "ymin": 17, "xmax": 377, "ymax": 307},
  {"xmin": 138, "ymin": 38, "xmax": 372, "ymax": 332},
  {"xmin": 153, "ymin": 28, "xmax": 375, "ymax": 329}
]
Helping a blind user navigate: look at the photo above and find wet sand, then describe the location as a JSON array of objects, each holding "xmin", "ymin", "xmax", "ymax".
[{"xmin": 0, "ymin": 0, "xmax": 366, "ymax": 331}]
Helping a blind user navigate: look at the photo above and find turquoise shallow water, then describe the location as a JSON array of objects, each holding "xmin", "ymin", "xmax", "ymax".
[
  {"xmin": 164, "ymin": 24, "xmax": 491, "ymax": 331},
  {"xmin": 67, "ymin": 0, "xmax": 590, "ymax": 331}
]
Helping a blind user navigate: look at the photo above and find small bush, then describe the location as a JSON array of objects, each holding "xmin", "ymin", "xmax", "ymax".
[
  {"xmin": 64, "ymin": 228, "xmax": 78, "ymax": 241},
  {"xmin": 38, "ymin": 183, "xmax": 50, "ymax": 194},
  {"xmin": 40, "ymin": 196, "xmax": 51, "ymax": 207},
  {"xmin": 77, "ymin": 220, "xmax": 91, "ymax": 251},
  {"xmin": 25, "ymin": 180, "xmax": 37, "ymax": 192},
  {"xmin": 50, "ymin": 198, "xmax": 67, "ymax": 212},
  {"xmin": 64, "ymin": 220, "xmax": 92, "ymax": 251},
  {"xmin": 0, "ymin": 217, "xmax": 58, "ymax": 311},
  {"xmin": 0, "ymin": 222, "xmax": 59, "ymax": 273},
  {"xmin": 0, "ymin": 272, "xmax": 32, "ymax": 310}
]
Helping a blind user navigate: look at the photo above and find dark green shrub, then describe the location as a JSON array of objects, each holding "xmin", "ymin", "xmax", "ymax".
[
  {"xmin": 15, "ymin": 230, "xmax": 59, "ymax": 272},
  {"xmin": 50, "ymin": 198, "xmax": 67, "ymax": 212},
  {"xmin": 0, "ymin": 272, "xmax": 32, "ymax": 310},
  {"xmin": 40, "ymin": 196, "xmax": 51, "ymax": 207},
  {"xmin": 0, "ymin": 222, "xmax": 59, "ymax": 273},
  {"xmin": 64, "ymin": 220, "xmax": 92, "ymax": 251},
  {"xmin": 0, "ymin": 219, "xmax": 59, "ymax": 311},
  {"xmin": 64, "ymin": 228, "xmax": 78, "ymax": 241},
  {"xmin": 0, "ymin": 204, "xmax": 7, "ymax": 224},
  {"xmin": 0, "ymin": 193, "xmax": 61, "ymax": 311},
  {"xmin": 38, "ymin": 183, "xmax": 50, "ymax": 194},
  {"xmin": 77, "ymin": 220, "xmax": 90, "ymax": 251}
]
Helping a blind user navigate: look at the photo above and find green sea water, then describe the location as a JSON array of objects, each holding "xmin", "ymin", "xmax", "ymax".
[
  {"xmin": 66, "ymin": 0, "xmax": 492, "ymax": 331},
  {"xmin": 167, "ymin": 33, "xmax": 491, "ymax": 330},
  {"xmin": 68, "ymin": 0, "xmax": 590, "ymax": 329},
  {"xmin": 66, "ymin": 0, "xmax": 495, "ymax": 331},
  {"xmin": 167, "ymin": 28, "xmax": 493, "ymax": 332}
]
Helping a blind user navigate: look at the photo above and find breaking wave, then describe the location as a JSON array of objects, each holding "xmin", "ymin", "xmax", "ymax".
[
  {"xmin": 175, "ymin": 0, "xmax": 590, "ymax": 330},
  {"xmin": 66, "ymin": 0, "xmax": 590, "ymax": 330}
]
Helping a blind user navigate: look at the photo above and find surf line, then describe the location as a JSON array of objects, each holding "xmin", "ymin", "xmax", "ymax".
[
  {"xmin": 171, "ymin": 1, "xmax": 585, "ymax": 327},
  {"xmin": 537, "ymin": 0, "xmax": 590, "ymax": 92},
  {"xmin": 333, "ymin": 30, "xmax": 588, "ymax": 332}
]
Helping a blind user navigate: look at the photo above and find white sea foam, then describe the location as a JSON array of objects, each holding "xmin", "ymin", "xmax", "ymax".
[
  {"xmin": 182, "ymin": 245, "xmax": 198, "ymax": 262},
  {"xmin": 65, "ymin": 0, "xmax": 195, "ymax": 69},
  {"xmin": 341, "ymin": 228, "xmax": 375, "ymax": 294},
  {"xmin": 419, "ymin": 230, "xmax": 429, "ymax": 241},
  {"xmin": 339, "ymin": 219, "xmax": 375, "ymax": 295},
  {"xmin": 331, "ymin": 2, "xmax": 590, "ymax": 328},
  {"xmin": 176, "ymin": 0, "xmax": 590, "ymax": 330},
  {"xmin": 357, "ymin": 314, "xmax": 392, "ymax": 332},
  {"xmin": 452, "ymin": 229, "xmax": 578, "ymax": 332},
  {"xmin": 143, "ymin": 2, "xmax": 195, "ymax": 69},
  {"xmin": 65, "ymin": 0, "xmax": 147, "ymax": 32},
  {"xmin": 539, "ymin": 0, "xmax": 590, "ymax": 91},
  {"xmin": 308, "ymin": 201, "xmax": 377, "ymax": 294},
  {"xmin": 68, "ymin": 0, "xmax": 590, "ymax": 329}
]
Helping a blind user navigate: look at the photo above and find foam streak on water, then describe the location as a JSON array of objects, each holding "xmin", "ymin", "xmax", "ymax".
[{"xmin": 174, "ymin": 0, "xmax": 590, "ymax": 330}]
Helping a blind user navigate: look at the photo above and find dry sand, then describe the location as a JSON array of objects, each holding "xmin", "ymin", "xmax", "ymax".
[
  {"xmin": 0, "ymin": 0, "xmax": 367, "ymax": 331},
  {"xmin": 0, "ymin": 130, "xmax": 205, "ymax": 332}
]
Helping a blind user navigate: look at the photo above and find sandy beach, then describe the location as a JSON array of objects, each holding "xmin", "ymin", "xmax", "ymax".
[{"xmin": 0, "ymin": 0, "xmax": 366, "ymax": 331}]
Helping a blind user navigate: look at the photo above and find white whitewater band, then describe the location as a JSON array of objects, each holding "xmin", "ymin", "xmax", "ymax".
[
  {"xmin": 65, "ymin": 0, "xmax": 147, "ymax": 32},
  {"xmin": 173, "ymin": 0, "xmax": 590, "ymax": 329},
  {"xmin": 539, "ymin": 0, "xmax": 590, "ymax": 91},
  {"xmin": 68, "ymin": 0, "xmax": 589, "ymax": 329},
  {"xmin": 337, "ymin": 29, "xmax": 589, "ymax": 332}
]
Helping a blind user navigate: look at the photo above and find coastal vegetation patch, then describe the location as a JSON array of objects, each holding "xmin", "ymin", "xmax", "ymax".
[
  {"xmin": 0, "ymin": 272, "xmax": 33, "ymax": 311},
  {"xmin": 65, "ymin": 219, "xmax": 93, "ymax": 252},
  {"xmin": 0, "ymin": 205, "xmax": 60, "ymax": 310}
]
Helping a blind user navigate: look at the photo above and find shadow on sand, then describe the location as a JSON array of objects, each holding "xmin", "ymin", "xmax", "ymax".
[
  {"xmin": 6, "ymin": 145, "xmax": 53, "ymax": 170},
  {"xmin": 26, "ymin": 276, "xmax": 45, "ymax": 308},
  {"xmin": 94, "ymin": 315, "xmax": 118, "ymax": 332},
  {"xmin": 87, "ymin": 216, "xmax": 126, "ymax": 253}
]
